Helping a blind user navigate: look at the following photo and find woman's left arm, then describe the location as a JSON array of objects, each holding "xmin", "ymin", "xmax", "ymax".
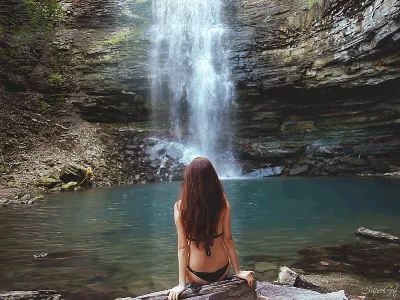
[{"xmin": 168, "ymin": 202, "xmax": 189, "ymax": 300}]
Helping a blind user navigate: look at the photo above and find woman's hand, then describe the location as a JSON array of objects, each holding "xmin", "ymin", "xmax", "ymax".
[
  {"xmin": 236, "ymin": 270, "xmax": 255, "ymax": 287},
  {"xmin": 168, "ymin": 284, "xmax": 186, "ymax": 300}
]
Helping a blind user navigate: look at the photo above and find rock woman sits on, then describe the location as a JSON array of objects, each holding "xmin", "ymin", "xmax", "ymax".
[{"xmin": 168, "ymin": 157, "xmax": 255, "ymax": 300}]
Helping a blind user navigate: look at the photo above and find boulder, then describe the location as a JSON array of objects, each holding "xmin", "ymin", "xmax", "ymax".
[
  {"xmin": 0, "ymin": 290, "xmax": 64, "ymax": 300},
  {"xmin": 277, "ymin": 266, "xmax": 298, "ymax": 285},
  {"xmin": 355, "ymin": 227, "xmax": 399, "ymax": 243},
  {"xmin": 152, "ymin": 142, "xmax": 167, "ymax": 156},
  {"xmin": 118, "ymin": 277, "xmax": 256, "ymax": 299},
  {"xmin": 289, "ymin": 165, "xmax": 309, "ymax": 176},
  {"xmin": 59, "ymin": 163, "xmax": 87, "ymax": 183},
  {"xmin": 166, "ymin": 143, "xmax": 184, "ymax": 161}
]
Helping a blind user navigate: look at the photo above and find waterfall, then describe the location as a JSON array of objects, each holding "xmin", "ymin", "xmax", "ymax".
[{"xmin": 150, "ymin": 0, "xmax": 239, "ymax": 177}]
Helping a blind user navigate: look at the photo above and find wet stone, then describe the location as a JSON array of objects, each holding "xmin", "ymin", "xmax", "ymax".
[{"xmin": 166, "ymin": 144, "xmax": 184, "ymax": 161}]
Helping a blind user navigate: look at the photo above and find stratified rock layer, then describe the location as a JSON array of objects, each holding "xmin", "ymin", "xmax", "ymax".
[{"xmin": 0, "ymin": 0, "xmax": 399, "ymax": 200}]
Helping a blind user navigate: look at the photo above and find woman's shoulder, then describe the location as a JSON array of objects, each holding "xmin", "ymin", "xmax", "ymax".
[
  {"xmin": 174, "ymin": 200, "xmax": 182, "ymax": 215},
  {"xmin": 223, "ymin": 194, "xmax": 230, "ymax": 210}
]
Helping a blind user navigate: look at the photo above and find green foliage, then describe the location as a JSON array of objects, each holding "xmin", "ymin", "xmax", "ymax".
[
  {"xmin": 23, "ymin": 0, "xmax": 66, "ymax": 32},
  {"xmin": 308, "ymin": 0, "xmax": 319, "ymax": 7},
  {"xmin": 47, "ymin": 74, "xmax": 64, "ymax": 88}
]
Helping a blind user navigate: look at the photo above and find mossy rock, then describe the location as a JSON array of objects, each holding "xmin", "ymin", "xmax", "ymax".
[
  {"xmin": 40, "ymin": 176, "xmax": 62, "ymax": 189},
  {"xmin": 31, "ymin": 195, "xmax": 44, "ymax": 202},
  {"xmin": 59, "ymin": 163, "xmax": 87, "ymax": 183},
  {"xmin": 61, "ymin": 181, "xmax": 78, "ymax": 191}
]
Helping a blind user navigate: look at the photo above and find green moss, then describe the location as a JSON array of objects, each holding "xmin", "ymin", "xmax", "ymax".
[
  {"xmin": 308, "ymin": 0, "xmax": 319, "ymax": 7},
  {"xmin": 38, "ymin": 98, "xmax": 50, "ymax": 112},
  {"xmin": 103, "ymin": 29, "xmax": 144, "ymax": 48},
  {"xmin": 88, "ymin": 55, "xmax": 119, "ymax": 66},
  {"xmin": 104, "ymin": 32, "xmax": 130, "ymax": 46},
  {"xmin": 24, "ymin": 0, "xmax": 66, "ymax": 32},
  {"xmin": 9, "ymin": 182, "xmax": 21, "ymax": 188},
  {"xmin": 47, "ymin": 74, "xmax": 64, "ymax": 88},
  {"xmin": 31, "ymin": 195, "xmax": 44, "ymax": 201}
]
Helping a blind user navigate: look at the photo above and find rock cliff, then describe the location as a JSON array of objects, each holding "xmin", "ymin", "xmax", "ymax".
[
  {"xmin": 0, "ymin": 0, "xmax": 399, "ymax": 202},
  {"xmin": 225, "ymin": 0, "xmax": 400, "ymax": 173}
]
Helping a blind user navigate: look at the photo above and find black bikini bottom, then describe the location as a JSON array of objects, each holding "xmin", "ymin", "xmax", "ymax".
[{"xmin": 187, "ymin": 262, "xmax": 230, "ymax": 282}]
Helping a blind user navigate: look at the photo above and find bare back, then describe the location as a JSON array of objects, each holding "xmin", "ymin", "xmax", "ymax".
[{"xmin": 176, "ymin": 200, "xmax": 230, "ymax": 284}]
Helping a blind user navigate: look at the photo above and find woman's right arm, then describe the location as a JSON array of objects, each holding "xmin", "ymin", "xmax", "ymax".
[{"xmin": 222, "ymin": 198, "xmax": 255, "ymax": 287}]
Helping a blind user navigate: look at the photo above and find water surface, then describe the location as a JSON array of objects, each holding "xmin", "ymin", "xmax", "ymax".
[{"xmin": 0, "ymin": 177, "xmax": 399, "ymax": 299}]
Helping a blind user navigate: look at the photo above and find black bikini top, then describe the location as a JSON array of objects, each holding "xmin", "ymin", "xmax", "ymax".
[{"xmin": 188, "ymin": 232, "xmax": 223, "ymax": 256}]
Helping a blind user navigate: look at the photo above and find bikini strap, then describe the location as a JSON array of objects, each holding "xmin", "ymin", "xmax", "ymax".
[{"xmin": 214, "ymin": 232, "xmax": 223, "ymax": 239}]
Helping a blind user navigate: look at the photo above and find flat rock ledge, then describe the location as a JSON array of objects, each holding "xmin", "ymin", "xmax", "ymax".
[
  {"xmin": 0, "ymin": 290, "xmax": 64, "ymax": 300},
  {"xmin": 355, "ymin": 227, "xmax": 400, "ymax": 243},
  {"xmin": 117, "ymin": 277, "xmax": 348, "ymax": 300}
]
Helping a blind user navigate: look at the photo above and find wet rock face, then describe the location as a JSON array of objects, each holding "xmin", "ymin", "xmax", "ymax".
[
  {"xmin": 227, "ymin": 0, "xmax": 400, "ymax": 90},
  {"xmin": 224, "ymin": 0, "xmax": 400, "ymax": 173},
  {"xmin": 235, "ymin": 82, "xmax": 400, "ymax": 174},
  {"xmin": 57, "ymin": 0, "xmax": 152, "ymax": 123}
]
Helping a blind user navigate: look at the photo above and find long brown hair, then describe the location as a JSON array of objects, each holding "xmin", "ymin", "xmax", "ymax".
[{"xmin": 179, "ymin": 157, "xmax": 226, "ymax": 250}]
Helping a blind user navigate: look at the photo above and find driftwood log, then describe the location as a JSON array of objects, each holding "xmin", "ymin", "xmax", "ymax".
[
  {"xmin": 355, "ymin": 227, "xmax": 399, "ymax": 243},
  {"xmin": 117, "ymin": 275, "xmax": 350, "ymax": 300},
  {"xmin": 117, "ymin": 277, "xmax": 256, "ymax": 300}
]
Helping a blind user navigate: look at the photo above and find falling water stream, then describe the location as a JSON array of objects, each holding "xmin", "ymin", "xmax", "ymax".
[{"xmin": 150, "ymin": 0, "xmax": 238, "ymax": 176}]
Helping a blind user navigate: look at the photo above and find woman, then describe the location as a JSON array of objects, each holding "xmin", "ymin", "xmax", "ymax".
[{"xmin": 168, "ymin": 157, "xmax": 255, "ymax": 300}]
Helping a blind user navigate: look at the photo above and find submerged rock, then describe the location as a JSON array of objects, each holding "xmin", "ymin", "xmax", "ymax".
[
  {"xmin": 291, "ymin": 239, "xmax": 400, "ymax": 279},
  {"xmin": 255, "ymin": 262, "xmax": 278, "ymax": 273}
]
